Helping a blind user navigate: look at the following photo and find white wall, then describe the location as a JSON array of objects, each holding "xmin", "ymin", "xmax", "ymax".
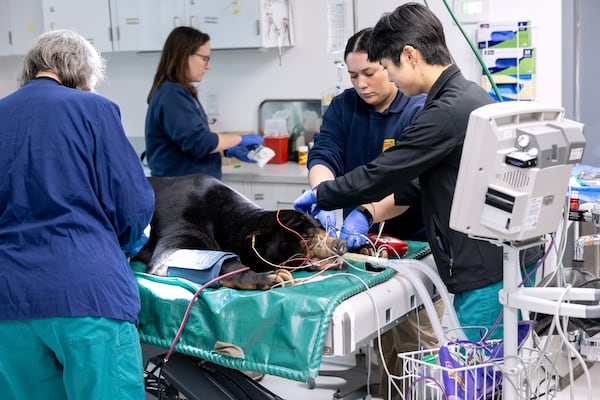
[{"xmin": 0, "ymin": 0, "xmax": 563, "ymax": 140}]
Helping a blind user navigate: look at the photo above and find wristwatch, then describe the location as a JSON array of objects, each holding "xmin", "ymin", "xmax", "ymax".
[{"xmin": 355, "ymin": 205, "xmax": 373, "ymax": 227}]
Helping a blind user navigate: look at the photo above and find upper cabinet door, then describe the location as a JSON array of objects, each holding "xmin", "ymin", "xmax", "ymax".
[
  {"xmin": 0, "ymin": 2, "xmax": 12, "ymax": 56},
  {"xmin": 41, "ymin": 0, "xmax": 112, "ymax": 52},
  {"xmin": 107, "ymin": 0, "xmax": 294, "ymax": 53},
  {"xmin": 0, "ymin": 0, "xmax": 44, "ymax": 55},
  {"xmin": 110, "ymin": 0, "xmax": 185, "ymax": 52},
  {"xmin": 256, "ymin": 0, "xmax": 294, "ymax": 48},
  {"xmin": 186, "ymin": 0, "xmax": 293, "ymax": 50},
  {"xmin": 186, "ymin": 0, "xmax": 261, "ymax": 49}
]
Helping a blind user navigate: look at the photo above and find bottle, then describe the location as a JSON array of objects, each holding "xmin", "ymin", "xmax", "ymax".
[
  {"xmin": 569, "ymin": 190, "xmax": 580, "ymax": 210},
  {"xmin": 297, "ymin": 145, "xmax": 308, "ymax": 166}
]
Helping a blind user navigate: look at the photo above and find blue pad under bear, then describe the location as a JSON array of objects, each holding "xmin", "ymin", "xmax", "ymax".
[{"xmin": 166, "ymin": 249, "xmax": 241, "ymax": 287}]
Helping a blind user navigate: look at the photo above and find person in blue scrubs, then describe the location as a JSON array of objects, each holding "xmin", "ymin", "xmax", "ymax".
[
  {"xmin": 145, "ymin": 26, "xmax": 263, "ymax": 178},
  {"xmin": 308, "ymin": 28, "xmax": 426, "ymax": 246},
  {"xmin": 0, "ymin": 30, "xmax": 155, "ymax": 400}
]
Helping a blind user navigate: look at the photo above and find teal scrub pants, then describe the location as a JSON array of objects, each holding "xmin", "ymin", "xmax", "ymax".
[
  {"xmin": 453, "ymin": 262, "xmax": 538, "ymax": 342},
  {"xmin": 0, "ymin": 316, "xmax": 145, "ymax": 400}
]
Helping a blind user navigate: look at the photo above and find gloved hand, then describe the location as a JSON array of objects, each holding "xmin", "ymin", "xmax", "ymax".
[
  {"xmin": 239, "ymin": 133, "xmax": 263, "ymax": 148},
  {"xmin": 339, "ymin": 209, "xmax": 369, "ymax": 250},
  {"xmin": 225, "ymin": 144, "xmax": 255, "ymax": 162},
  {"xmin": 293, "ymin": 189, "xmax": 317, "ymax": 215},
  {"xmin": 225, "ymin": 134, "xmax": 264, "ymax": 162},
  {"xmin": 314, "ymin": 208, "xmax": 337, "ymax": 237}
]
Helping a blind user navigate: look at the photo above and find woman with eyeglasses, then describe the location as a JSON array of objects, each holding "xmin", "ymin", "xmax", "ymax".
[{"xmin": 145, "ymin": 26, "xmax": 263, "ymax": 178}]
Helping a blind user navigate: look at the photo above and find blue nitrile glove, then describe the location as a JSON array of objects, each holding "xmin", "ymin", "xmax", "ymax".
[
  {"xmin": 340, "ymin": 209, "xmax": 369, "ymax": 250},
  {"xmin": 225, "ymin": 134, "xmax": 264, "ymax": 162},
  {"xmin": 225, "ymin": 144, "xmax": 255, "ymax": 162},
  {"xmin": 293, "ymin": 189, "xmax": 318, "ymax": 214},
  {"xmin": 239, "ymin": 133, "xmax": 264, "ymax": 148},
  {"xmin": 314, "ymin": 208, "xmax": 337, "ymax": 237}
]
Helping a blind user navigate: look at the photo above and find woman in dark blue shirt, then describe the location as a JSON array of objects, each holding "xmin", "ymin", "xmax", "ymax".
[
  {"xmin": 145, "ymin": 26, "xmax": 263, "ymax": 178},
  {"xmin": 308, "ymin": 28, "xmax": 427, "ymax": 248}
]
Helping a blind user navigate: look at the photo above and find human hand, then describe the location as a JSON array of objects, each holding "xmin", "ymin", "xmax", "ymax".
[
  {"xmin": 240, "ymin": 134, "xmax": 264, "ymax": 149},
  {"xmin": 314, "ymin": 208, "xmax": 337, "ymax": 237},
  {"xmin": 225, "ymin": 144, "xmax": 255, "ymax": 162},
  {"xmin": 339, "ymin": 209, "xmax": 369, "ymax": 250},
  {"xmin": 293, "ymin": 189, "xmax": 317, "ymax": 214}
]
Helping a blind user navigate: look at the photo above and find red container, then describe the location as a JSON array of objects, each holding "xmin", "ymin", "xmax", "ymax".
[{"xmin": 264, "ymin": 136, "xmax": 288, "ymax": 164}]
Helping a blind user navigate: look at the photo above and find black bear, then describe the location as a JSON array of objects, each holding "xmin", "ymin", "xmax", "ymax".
[{"xmin": 134, "ymin": 174, "xmax": 347, "ymax": 290}]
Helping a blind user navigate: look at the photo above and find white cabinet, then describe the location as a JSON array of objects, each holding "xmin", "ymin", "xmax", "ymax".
[
  {"xmin": 0, "ymin": 2, "xmax": 11, "ymax": 55},
  {"xmin": 221, "ymin": 164, "xmax": 309, "ymax": 211},
  {"xmin": 109, "ymin": 0, "xmax": 184, "ymax": 52},
  {"xmin": 249, "ymin": 182, "xmax": 308, "ymax": 210},
  {"xmin": 109, "ymin": 0, "xmax": 293, "ymax": 52},
  {"xmin": 223, "ymin": 179, "xmax": 308, "ymax": 211},
  {"xmin": 192, "ymin": 0, "xmax": 294, "ymax": 49},
  {"xmin": 0, "ymin": 0, "xmax": 44, "ymax": 55},
  {"xmin": 41, "ymin": 0, "xmax": 112, "ymax": 52},
  {"xmin": 186, "ymin": 0, "xmax": 261, "ymax": 49}
]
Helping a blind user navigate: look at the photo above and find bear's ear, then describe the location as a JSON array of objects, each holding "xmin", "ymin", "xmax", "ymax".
[{"xmin": 275, "ymin": 209, "xmax": 320, "ymax": 231}]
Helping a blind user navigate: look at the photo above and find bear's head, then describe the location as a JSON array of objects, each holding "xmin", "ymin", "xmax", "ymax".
[{"xmin": 240, "ymin": 209, "xmax": 347, "ymax": 272}]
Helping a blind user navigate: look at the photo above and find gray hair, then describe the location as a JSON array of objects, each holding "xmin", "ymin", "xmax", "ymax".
[{"xmin": 18, "ymin": 29, "xmax": 106, "ymax": 92}]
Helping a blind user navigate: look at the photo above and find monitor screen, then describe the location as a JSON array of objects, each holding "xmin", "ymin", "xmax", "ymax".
[{"xmin": 450, "ymin": 101, "xmax": 585, "ymax": 242}]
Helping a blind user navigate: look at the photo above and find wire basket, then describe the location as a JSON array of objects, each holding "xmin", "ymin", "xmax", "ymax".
[{"xmin": 389, "ymin": 341, "xmax": 558, "ymax": 400}]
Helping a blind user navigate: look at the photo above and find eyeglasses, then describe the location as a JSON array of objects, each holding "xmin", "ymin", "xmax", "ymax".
[{"xmin": 193, "ymin": 53, "xmax": 210, "ymax": 65}]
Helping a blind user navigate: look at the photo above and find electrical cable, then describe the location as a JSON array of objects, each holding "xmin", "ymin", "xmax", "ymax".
[
  {"xmin": 313, "ymin": 268, "xmax": 438, "ymax": 398},
  {"xmin": 552, "ymin": 285, "xmax": 593, "ymax": 400},
  {"xmin": 388, "ymin": 265, "xmax": 447, "ymax": 345},
  {"xmin": 399, "ymin": 259, "xmax": 467, "ymax": 341},
  {"xmin": 162, "ymin": 266, "xmax": 251, "ymax": 364},
  {"xmin": 354, "ymin": 257, "xmax": 467, "ymax": 341}
]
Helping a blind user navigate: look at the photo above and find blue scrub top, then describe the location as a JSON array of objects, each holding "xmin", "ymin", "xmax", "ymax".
[
  {"xmin": 145, "ymin": 81, "xmax": 222, "ymax": 178},
  {"xmin": 309, "ymin": 88, "xmax": 427, "ymax": 239},
  {"xmin": 0, "ymin": 78, "xmax": 155, "ymax": 324}
]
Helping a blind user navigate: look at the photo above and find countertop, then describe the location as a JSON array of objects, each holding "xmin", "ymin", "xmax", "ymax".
[
  {"xmin": 142, "ymin": 161, "xmax": 309, "ymax": 185},
  {"xmin": 222, "ymin": 162, "xmax": 309, "ymax": 184}
]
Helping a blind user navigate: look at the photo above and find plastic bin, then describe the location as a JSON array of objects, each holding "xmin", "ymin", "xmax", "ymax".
[{"xmin": 264, "ymin": 136, "xmax": 288, "ymax": 164}]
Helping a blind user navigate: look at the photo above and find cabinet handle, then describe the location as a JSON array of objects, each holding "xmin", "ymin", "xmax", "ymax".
[{"xmin": 173, "ymin": 16, "xmax": 181, "ymax": 27}]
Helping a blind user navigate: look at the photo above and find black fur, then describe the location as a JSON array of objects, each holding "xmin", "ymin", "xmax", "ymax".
[{"xmin": 134, "ymin": 174, "xmax": 346, "ymax": 290}]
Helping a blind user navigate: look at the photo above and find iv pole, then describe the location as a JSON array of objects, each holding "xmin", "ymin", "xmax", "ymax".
[
  {"xmin": 497, "ymin": 237, "xmax": 600, "ymax": 400},
  {"xmin": 497, "ymin": 239, "xmax": 541, "ymax": 400}
]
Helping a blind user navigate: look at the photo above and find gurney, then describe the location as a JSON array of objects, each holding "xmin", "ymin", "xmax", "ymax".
[{"xmin": 133, "ymin": 241, "xmax": 437, "ymax": 392}]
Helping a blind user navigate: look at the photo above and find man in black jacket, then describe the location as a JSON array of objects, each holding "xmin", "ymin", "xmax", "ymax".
[{"xmin": 295, "ymin": 0, "xmax": 540, "ymax": 361}]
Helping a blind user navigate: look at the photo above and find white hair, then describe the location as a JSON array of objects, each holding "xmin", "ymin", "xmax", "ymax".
[{"xmin": 18, "ymin": 29, "xmax": 106, "ymax": 92}]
